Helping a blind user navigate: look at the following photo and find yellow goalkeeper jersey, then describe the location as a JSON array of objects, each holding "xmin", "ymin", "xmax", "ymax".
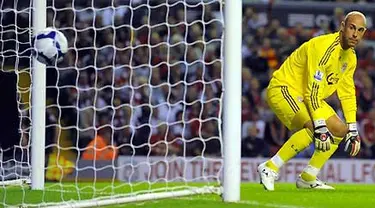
[{"xmin": 268, "ymin": 32, "xmax": 357, "ymax": 123}]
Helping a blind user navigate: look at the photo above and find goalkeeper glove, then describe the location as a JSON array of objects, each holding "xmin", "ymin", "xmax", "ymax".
[
  {"xmin": 313, "ymin": 119, "xmax": 334, "ymax": 152},
  {"xmin": 344, "ymin": 123, "xmax": 361, "ymax": 157}
]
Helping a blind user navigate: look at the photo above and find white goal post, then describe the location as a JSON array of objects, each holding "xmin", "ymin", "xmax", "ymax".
[
  {"xmin": 222, "ymin": 0, "xmax": 241, "ymax": 202},
  {"xmin": 1, "ymin": 0, "xmax": 241, "ymax": 206},
  {"xmin": 31, "ymin": 0, "xmax": 47, "ymax": 190}
]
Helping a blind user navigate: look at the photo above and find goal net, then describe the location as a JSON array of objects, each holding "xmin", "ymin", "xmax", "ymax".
[{"xmin": 0, "ymin": 0, "xmax": 234, "ymax": 207}]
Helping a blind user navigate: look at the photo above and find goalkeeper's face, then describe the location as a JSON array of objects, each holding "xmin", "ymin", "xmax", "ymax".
[{"xmin": 341, "ymin": 12, "xmax": 367, "ymax": 48}]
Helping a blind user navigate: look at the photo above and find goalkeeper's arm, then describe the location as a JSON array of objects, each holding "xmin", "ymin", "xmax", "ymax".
[
  {"xmin": 303, "ymin": 42, "xmax": 334, "ymax": 152},
  {"xmin": 337, "ymin": 64, "xmax": 361, "ymax": 156}
]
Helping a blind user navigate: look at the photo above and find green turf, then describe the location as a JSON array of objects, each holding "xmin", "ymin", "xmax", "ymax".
[{"xmin": 1, "ymin": 182, "xmax": 374, "ymax": 207}]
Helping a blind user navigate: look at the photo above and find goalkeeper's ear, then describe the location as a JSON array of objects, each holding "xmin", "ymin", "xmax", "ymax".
[{"xmin": 340, "ymin": 20, "xmax": 345, "ymax": 33}]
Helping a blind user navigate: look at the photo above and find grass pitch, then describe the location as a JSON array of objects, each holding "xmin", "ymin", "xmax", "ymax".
[{"xmin": 0, "ymin": 182, "xmax": 373, "ymax": 207}]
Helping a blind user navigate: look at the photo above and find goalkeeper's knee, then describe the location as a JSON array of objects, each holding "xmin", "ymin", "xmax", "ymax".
[
  {"xmin": 327, "ymin": 117, "xmax": 348, "ymax": 138},
  {"xmin": 330, "ymin": 127, "xmax": 347, "ymax": 144},
  {"xmin": 331, "ymin": 127, "xmax": 348, "ymax": 138}
]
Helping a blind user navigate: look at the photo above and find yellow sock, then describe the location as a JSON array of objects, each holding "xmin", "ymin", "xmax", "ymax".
[
  {"xmin": 266, "ymin": 128, "xmax": 313, "ymax": 172},
  {"xmin": 301, "ymin": 136, "xmax": 342, "ymax": 181}
]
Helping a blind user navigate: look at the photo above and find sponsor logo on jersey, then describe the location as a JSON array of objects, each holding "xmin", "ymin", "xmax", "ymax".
[
  {"xmin": 327, "ymin": 72, "xmax": 339, "ymax": 85},
  {"xmin": 314, "ymin": 70, "xmax": 323, "ymax": 82}
]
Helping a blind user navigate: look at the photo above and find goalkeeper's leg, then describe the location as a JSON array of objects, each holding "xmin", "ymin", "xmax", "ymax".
[
  {"xmin": 264, "ymin": 125, "xmax": 313, "ymax": 172},
  {"xmin": 299, "ymin": 113, "xmax": 348, "ymax": 188},
  {"xmin": 258, "ymin": 86, "xmax": 314, "ymax": 190},
  {"xmin": 258, "ymin": 123, "xmax": 313, "ymax": 191}
]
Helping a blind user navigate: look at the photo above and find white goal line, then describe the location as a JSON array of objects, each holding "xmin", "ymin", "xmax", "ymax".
[
  {"xmin": 18, "ymin": 186, "xmax": 221, "ymax": 208},
  {"xmin": 178, "ymin": 197, "xmax": 311, "ymax": 208}
]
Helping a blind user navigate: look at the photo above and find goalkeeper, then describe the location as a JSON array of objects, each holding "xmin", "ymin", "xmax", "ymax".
[{"xmin": 258, "ymin": 11, "xmax": 366, "ymax": 191}]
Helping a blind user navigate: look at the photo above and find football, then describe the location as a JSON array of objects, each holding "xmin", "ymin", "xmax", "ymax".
[{"xmin": 32, "ymin": 27, "xmax": 68, "ymax": 65}]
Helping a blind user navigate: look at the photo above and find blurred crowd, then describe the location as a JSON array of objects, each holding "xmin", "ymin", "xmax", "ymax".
[{"xmin": 2, "ymin": 1, "xmax": 375, "ymax": 160}]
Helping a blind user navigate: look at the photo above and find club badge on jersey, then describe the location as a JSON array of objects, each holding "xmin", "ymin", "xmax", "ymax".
[{"xmin": 341, "ymin": 63, "xmax": 348, "ymax": 72}]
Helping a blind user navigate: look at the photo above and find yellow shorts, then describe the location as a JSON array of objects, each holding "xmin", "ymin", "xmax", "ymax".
[{"xmin": 267, "ymin": 86, "xmax": 336, "ymax": 131}]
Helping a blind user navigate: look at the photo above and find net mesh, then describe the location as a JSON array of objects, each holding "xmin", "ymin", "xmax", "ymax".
[{"xmin": 0, "ymin": 0, "xmax": 224, "ymax": 206}]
